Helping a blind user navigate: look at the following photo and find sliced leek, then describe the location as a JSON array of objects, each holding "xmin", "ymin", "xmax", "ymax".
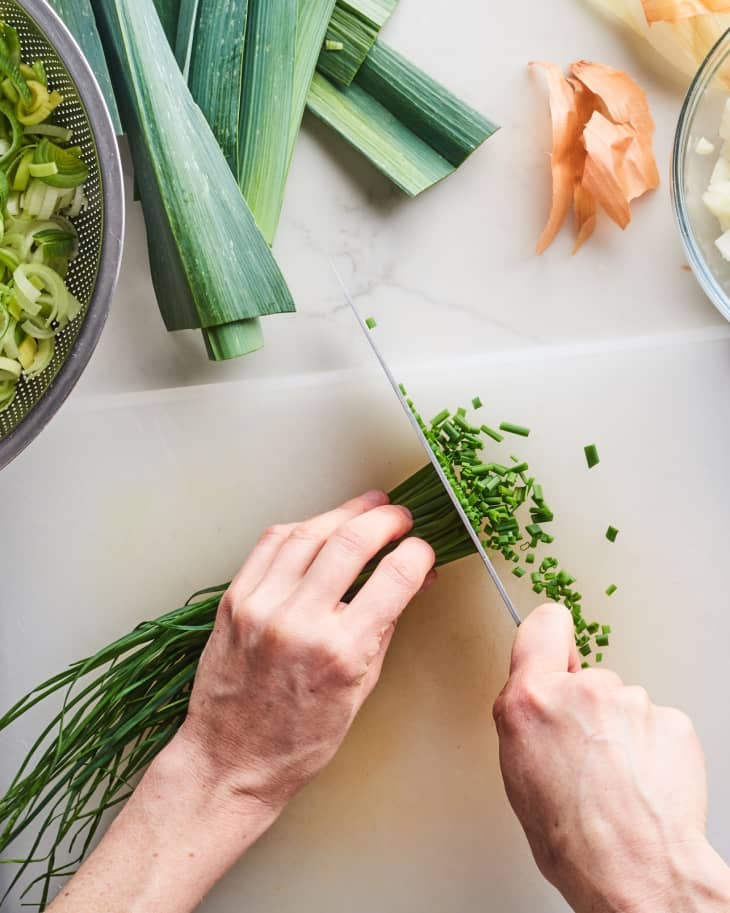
[
  {"xmin": 308, "ymin": 41, "xmax": 498, "ymax": 195},
  {"xmin": 317, "ymin": 0, "xmax": 398, "ymax": 87},
  {"xmin": 44, "ymin": 0, "xmax": 122, "ymax": 133},
  {"xmin": 92, "ymin": 0, "xmax": 295, "ymax": 342}
]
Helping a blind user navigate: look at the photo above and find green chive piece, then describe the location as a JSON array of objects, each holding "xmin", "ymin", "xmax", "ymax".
[
  {"xmin": 606, "ymin": 526, "xmax": 619, "ymax": 543},
  {"xmin": 595, "ymin": 653, "xmax": 603, "ymax": 663},
  {"xmin": 513, "ymin": 567, "xmax": 525, "ymax": 578},
  {"xmin": 596, "ymin": 635, "xmax": 610, "ymax": 647},
  {"xmin": 605, "ymin": 584, "xmax": 617, "ymax": 597},
  {"xmin": 430, "ymin": 408, "xmax": 449, "ymax": 427},
  {"xmin": 481, "ymin": 424, "xmax": 504, "ymax": 443},
  {"xmin": 579, "ymin": 643, "xmax": 592, "ymax": 657},
  {"xmin": 584, "ymin": 444, "xmax": 600, "ymax": 469},
  {"xmin": 602, "ymin": 625, "xmax": 612, "ymax": 635},
  {"xmin": 365, "ymin": 316, "xmax": 377, "ymax": 329},
  {"xmin": 472, "ymin": 396, "xmax": 483, "ymax": 410},
  {"xmin": 525, "ymin": 552, "xmax": 535, "ymax": 565},
  {"xmin": 399, "ymin": 383, "xmax": 407, "ymax": 395},
  {"xmin": 500, "ymin": 422, "xmax": 530, "ymax": 438},
  {"xmin": 533, "ymin": 484, "xmax": 544, "ymax": 502}
]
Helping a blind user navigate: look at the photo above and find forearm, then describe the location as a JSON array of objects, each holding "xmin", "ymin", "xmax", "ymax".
[{"xmin": 48, "ymin": 737, "xmax": 280, "ymax": 913}]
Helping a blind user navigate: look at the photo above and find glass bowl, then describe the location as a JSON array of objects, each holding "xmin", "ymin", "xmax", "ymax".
[{"xmin": 673, "ymin": 28, "xmax": 730, "ymax": 322}]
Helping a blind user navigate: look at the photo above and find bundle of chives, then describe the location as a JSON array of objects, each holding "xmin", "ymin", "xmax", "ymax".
[{"xmin": 0, "ymin": 398, "xmax": 612, "ymax": 908}]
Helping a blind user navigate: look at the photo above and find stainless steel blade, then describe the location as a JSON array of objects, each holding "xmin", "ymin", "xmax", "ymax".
[{"xmin": 333, "ymin": 266, "xmax": 521, "ymax": 627}]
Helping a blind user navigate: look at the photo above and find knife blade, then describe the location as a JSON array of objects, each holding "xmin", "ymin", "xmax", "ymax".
[{"xmin": 333, "ymin": 265, "xmax": 521, "ymax": 627}]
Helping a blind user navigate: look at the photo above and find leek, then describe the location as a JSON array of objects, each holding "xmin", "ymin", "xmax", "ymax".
[
  {"xmin": 317, "ymin": 0, "xmax": 398, "ymax": 87},
  {"xmin": 151, "ymin": 0, "xmax": 181, "ymax": 48},
  {"xmin": 91, "ymin": 0, "xmax": 295, "ymax": 342},
  {"xmin": 44, "ymin": 0, "xmax": 122, "ymax": 133},
  {"xmin": 308, "ymin": 40, "xmax": 498, "ymax": 195}
]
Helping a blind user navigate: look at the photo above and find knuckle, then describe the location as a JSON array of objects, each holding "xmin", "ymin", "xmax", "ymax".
[
  {"xmin": 259, "ymin": 523, "xmax": 291, "ymax": 545},
  {"xmin": 379, "ymin": 554, "xmax": 420, "ymax": 592},
  {"xmin": 617, "ymin": 685, "xmax": 651, "ymax": 715},
  {"xmin": 494, "ymin": 677, "xmax": 548, "ymax": 729},
  {"xmin": 332, "ymin": 525, "xmax": 369, "ymax": 558},
  {"xmin": 660, "ymin": 706, "xmax": 695, "ymax": 738},
  {"xmin": 289, "ymin": 521, "xmax": 325, "ymax": 547}
]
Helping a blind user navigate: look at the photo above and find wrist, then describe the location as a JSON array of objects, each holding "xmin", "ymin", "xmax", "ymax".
[
  {"xmin": 618, "ymin": 838, "xmax": 730, "ymax": 913},
  {"xmin": 151, "ymin": 731, "xmax": 284, "ymax": 840}
]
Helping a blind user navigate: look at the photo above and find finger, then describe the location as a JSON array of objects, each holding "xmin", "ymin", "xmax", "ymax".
[
  {"xmin": 296, "ymin": 505, "xmax": 417, "ymax": 608},
  {"xmin": 253, "ymin": 490, "xmax": 389, "ymax": 603},
  {"xmin": 344, "ymin": 537, "xmax": 435, "ymax": 641},
  {"xmin": 510, "ymin": 603, "xmax": 579, "ymax": 678},
  {"xmin": 226, "ymin": 523, "xmax": 297, "ymax": 601}
]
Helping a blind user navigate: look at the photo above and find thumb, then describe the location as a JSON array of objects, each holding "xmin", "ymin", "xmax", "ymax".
[{"xmin": 509, "ymin": 603, "xmax": 581, "ymax": 678}]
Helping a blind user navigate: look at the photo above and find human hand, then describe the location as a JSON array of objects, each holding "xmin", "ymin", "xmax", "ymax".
[
  {"xmin": 175, "ymin": 489, "xmax": 435, "ymax": 813},
  {"xmin": 493, "ymin": 604, "xmax": 730, "ymax": 913}
]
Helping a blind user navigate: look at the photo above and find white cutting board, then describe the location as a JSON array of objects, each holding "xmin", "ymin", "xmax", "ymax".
[{"xmin": 1, "ymin": 328, "xmax": 729, "ymax": 911}]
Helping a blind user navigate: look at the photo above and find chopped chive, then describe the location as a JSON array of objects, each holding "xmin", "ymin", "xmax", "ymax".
[
  {"xmin": 325, "ymin": 39, "xmax": 345, "ymax": 51},
  {"xmin": 472, "ymin": 396, "xmax": 483, "ymax": 410},
  {"xmin": 602, "ymin": 625, "xmax": 612, "ymax": 635},
  {"xmin": 581, "ymin": 661, "xmax": 590, "ymax": 669},
  {"xmin": 584, "ymin": 444, "xmax": 600, "ymax": 469},
  {"xmin": 481, "ymin": 424, "xmax": 504, "ymax": 443},
  {"xmin": 595, "ymin": 653, "xmax": 603, "ymax": 663},
  {"xmin": 533, "ymin": 484, "xmax": 544, "ymax": 502},
  {"xmin": 499, "ymin": 422, "xmax": 530, "ymax": 438},
  {"xmin": 456, "ymin": 407, "xmax": 467, "ymax": 417},
  {"xmin": 596, "ymin": 635, "xmax": 610, "ymax": 647},
  {"xmin": 399, "ymin": 383, "xmax": 408, "ymax": 396},
  {"xmin": 442, "ymin": 422, "xmax": 460, "ymax": 442},
  {"xmin": 605, "ymin": 584, "xmax": 617, "ymax": 597},
  {"xmin": 454, "ymin": 414, "xmax": 479, "ymax": 434},
  {"xmin": 525, "ymin": 552, "xmax": 535, "ymax": 565},
  {"xmin": 365, "ymin": 316, "xmax": 377, "ymax": 330},
  {"xmin": 579, "ymin": 643, "xmax": 592, "ymax": 657},
  {"xmin": 430, "ymin": 408, "xmax": 450, "ymax": 426},
  {"xmin": 606, "ymin": 526, "xmax": 619, "ymax": 543},
  {"xmin": 513, "ymin": 567, "xmax": 525, "ymax": 578}
]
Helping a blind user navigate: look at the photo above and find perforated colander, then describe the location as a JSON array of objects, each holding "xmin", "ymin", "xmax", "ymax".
[{"xmin": 0, "ymin": 0, "xmax": 123, "ymax": 470}]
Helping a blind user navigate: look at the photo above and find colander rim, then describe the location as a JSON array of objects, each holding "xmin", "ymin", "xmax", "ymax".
[{"xmin": 0, "ymin": 0, "xmax": 124, "ymax": 471}]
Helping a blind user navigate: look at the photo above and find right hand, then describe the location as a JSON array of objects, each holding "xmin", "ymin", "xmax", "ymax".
[{"xmin": 493, "ymin": 603, "xmax": 730, "ymax": 913}]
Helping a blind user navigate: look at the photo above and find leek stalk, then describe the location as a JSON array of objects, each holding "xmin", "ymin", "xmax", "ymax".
[
  {"xmin": 91, "ymin": 0, "xmax": 295, "ymax": 342},
  {"xmin": 317, "ymin": 0, "xmax": 398, "ymax": 87},
  {"xmin": 44, "ymin": 0, "xmax": 121, "ymax": 133},
  {"xmin": 308, "ymin": 40, "xmax": 498, "ymax": 195}
]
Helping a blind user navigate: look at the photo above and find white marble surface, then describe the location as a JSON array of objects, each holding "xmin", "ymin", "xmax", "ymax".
[{"xmin": 2, "ymin": 0, "xmax": 730, "ymax": 910}]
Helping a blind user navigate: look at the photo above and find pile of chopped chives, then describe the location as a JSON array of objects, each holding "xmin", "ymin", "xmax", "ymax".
[{"xmin": 346, "ymin": 395, "xmax": 615, "ymax": 660}]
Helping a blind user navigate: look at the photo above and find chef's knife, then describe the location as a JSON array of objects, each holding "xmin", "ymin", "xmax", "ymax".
[{"xmin": 333, "ymin": 266, "xmax": 521, "ymax": 627}]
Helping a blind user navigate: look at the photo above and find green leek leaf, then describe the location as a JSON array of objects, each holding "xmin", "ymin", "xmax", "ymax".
[
  {"xmin": 174, "ymin": 0, "xmax": 200, "ymax": 78},
  {"xmin": 317, "ymin": 0, "xmax": 397, "ymax": 87},
  {"xmin": 92, "ymin": 0, "xmax": 295, "ymax": 334},
  {"xmin": 307, "ymin": 39, "xmax": 498, "ymax": 196},
  {"xmin": 187, "ymin": 0, "xmax": 247, "ymax": 171},
  {"xmin": 151, "ymin": 0, "xmax": 181, "ymax": 48},
  {"xmin": 44, "ymin": 0, "xmax": 122, "ymax": 133}
]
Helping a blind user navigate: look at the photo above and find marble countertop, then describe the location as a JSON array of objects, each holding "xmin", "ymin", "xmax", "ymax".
[{"xmin": 2, "ymin": 1, "xmax": 730, "ymax": 910}]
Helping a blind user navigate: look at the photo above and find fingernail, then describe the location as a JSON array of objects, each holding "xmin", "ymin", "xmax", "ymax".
[
  {"xmin": 396, "ymin": 505, "xmax": 413, "ymax": 521},
  {"xmin": 363, "ymin": 489, "xmax": 388, "ymax": 505}
]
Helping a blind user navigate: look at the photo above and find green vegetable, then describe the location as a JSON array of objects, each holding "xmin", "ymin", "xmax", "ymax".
[
  {"xmin": 152, "ymin": 0, "xmax": 181, "ymax": 47},
  {"xmin": 499, "ymin": 421, "xmax": 530, "ymax": 438},
  {"xmin": 606, "ymin": 525, "xmax": 619, "ymax": 542},
  {"xmin": 307, "ymin": 40, "xmax": 498, "ymax": 196},
  {"xmin": 606, "ymin": 584, "xmax": 617, "ymax": 597},
  {"xmin": 92, "ymin": 0, "xmax": 295, "ymax": 355},
  {"xmin": 317, "ymin": 0, "xmax": 398, "ymax": 87},
  {"xmin": 584, "ymin": 443, "xmax": 600, "ymax": 469},
  {"xmin": 365, "ymin": 316, "xmax": 377, "ymax": 329},
  {"xmin": 163, "ymin": 0, "xmax": 335, "ymax": 360},
  {"xmin": 325, "ymin": 39, "xmax": 344, "ymax": 51},
  {"xmin": 44, "ymin": 0, "xmax": 122, "ymax": 132}
]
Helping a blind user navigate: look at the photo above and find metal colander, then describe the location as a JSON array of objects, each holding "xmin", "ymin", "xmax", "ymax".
[{"xmin": 0, "ymin": 0, "xmax": 123, "ymax": 470}]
